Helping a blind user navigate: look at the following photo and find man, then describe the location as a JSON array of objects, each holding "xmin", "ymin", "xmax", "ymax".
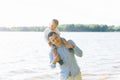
[{"xmin": 48, "ymin": 32, "xmax": 83, "ymax": 80}]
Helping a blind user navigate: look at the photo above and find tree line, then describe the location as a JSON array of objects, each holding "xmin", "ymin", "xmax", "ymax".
[{"xmin": 0, "ymin": 24, "xmax": 120, "ymax": 32}]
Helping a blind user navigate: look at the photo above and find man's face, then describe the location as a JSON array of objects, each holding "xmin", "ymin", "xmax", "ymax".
[{"xmin": 49, "ymin": 34, "xmax": 60, "ymax": 44}]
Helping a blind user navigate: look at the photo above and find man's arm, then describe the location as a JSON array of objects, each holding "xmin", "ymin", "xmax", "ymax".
[
  {"xmin": 68, "ymin": 40, "xmax": 83, "ymax": 57},
  {"xmin": 62, "ymin": 38, "xmax": 74, "ymax": 49}
]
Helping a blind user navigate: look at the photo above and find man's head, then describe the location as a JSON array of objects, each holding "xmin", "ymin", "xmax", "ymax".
[
  {"xmin": 49, "ymin": 19, "xmax": 59, "ymax": 30},
  {"xmin": 48, "ymin": 32, "xmax": 61, "ymax": 44}
]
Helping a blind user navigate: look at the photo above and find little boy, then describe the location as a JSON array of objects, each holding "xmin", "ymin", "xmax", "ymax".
[{"xmin": 44, "ymin": 19, "xmax": 73, "ymax": 65}]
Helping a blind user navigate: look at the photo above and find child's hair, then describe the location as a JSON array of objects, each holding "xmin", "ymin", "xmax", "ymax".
[{"xmin": 52, "ymin": 19, "xmax": 59, "ymax": 25}]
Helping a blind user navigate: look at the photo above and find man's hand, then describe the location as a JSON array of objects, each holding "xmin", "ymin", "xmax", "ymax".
[
  {"xmin": 62, "ymin": 39, "xmax": 74, "ymax": 49},
  {"xmin": 52, "ymin": 55, "xmax": 64, "ymax": 65},
  {"xmin": 65, "ymin": 44, "xmax": 74, "ymax": 49},
  {"xmin": 52, "ymin": 55, "xmax": 60, "ymax": 64}
]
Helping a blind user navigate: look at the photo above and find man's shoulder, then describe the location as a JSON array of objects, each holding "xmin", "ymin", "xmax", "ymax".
[
  {"xmin": 68, "ymin": 40, "xmax": 74, "ymax": 43},
  {"xmin": 67, "ymin": 40, "xmax": 76, "ymax": 46}
]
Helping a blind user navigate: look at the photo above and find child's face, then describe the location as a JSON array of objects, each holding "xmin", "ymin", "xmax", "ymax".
[{"xmin": 49, "ymin": 21, "xmax": 57, "ymax": 30}]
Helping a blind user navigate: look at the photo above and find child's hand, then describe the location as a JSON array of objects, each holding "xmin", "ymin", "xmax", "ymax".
[{"xmin": 48, "ymin": 42, "xmax": 52, "ymax": 47}]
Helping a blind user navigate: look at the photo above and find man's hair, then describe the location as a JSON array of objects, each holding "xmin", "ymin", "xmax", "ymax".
[
  {"xmin": 52, "ymin": 19, "xmax": 59, "ymax": 25},
  {"xmin": 48, "ymin": 32, "xmax": 58, "ymax": 40}
]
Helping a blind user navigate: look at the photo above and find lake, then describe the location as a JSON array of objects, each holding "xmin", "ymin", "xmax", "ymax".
[{"xmin": 0, "ymin": 32, "xmax": 120, "ymax": 80}]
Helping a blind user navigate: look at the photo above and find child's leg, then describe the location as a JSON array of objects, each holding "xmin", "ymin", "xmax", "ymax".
[
  {"xmin": 52, "ymin": 48, "xmax": 60, "ymax": 64},
  {"xmin": 52, "ymin": 48, "xmax": 64, "ymax": 65}
]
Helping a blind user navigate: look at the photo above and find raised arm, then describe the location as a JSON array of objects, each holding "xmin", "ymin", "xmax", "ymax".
[{"xmin": 68, "ymin": 40, "xmax": 83, "ymax": 57}]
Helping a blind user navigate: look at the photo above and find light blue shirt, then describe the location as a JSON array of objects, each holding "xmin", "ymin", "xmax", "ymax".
[{"xmin": 49, "ymin": 40, "xmax": 83, "ymax": 79}]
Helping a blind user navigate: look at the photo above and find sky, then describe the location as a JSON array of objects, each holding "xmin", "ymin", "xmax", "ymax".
[{"xmin": 0, "ymin": 0, "xmax": 120, "ymax": 27}]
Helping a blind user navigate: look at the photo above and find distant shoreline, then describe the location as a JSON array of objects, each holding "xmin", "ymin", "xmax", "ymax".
[{"xmin": 0, "ymin": 24, "xmax": 120, "ymax": 32}]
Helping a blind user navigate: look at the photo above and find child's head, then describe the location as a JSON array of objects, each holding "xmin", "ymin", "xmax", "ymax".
[{"xmin": 49, "ymin": 19, "xmax": 59, "ymax": 30}]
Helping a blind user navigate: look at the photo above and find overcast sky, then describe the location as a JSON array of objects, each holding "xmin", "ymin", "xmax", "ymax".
[{"xmin": 0, "ymin": 0, "xmax": 120, "ymax": 27}]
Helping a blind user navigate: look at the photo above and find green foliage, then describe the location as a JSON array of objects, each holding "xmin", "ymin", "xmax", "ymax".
[
  {"xmin": 0, "ymin": 24, "xmax": 120, "ymax": 32},
  {"xmin": 58, "ymin": 24, "xmax": 120, "ymax": 32}
]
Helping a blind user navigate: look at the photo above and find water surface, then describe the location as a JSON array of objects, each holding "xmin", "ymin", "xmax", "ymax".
[{"xmin": 0, "ymin": 32, "xmax": 120, "ymax": 80}]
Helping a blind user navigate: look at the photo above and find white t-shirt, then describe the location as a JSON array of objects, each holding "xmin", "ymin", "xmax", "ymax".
[{"xmin": 44, "ymin": 27, "xmax": 60, "ymax": 43}]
